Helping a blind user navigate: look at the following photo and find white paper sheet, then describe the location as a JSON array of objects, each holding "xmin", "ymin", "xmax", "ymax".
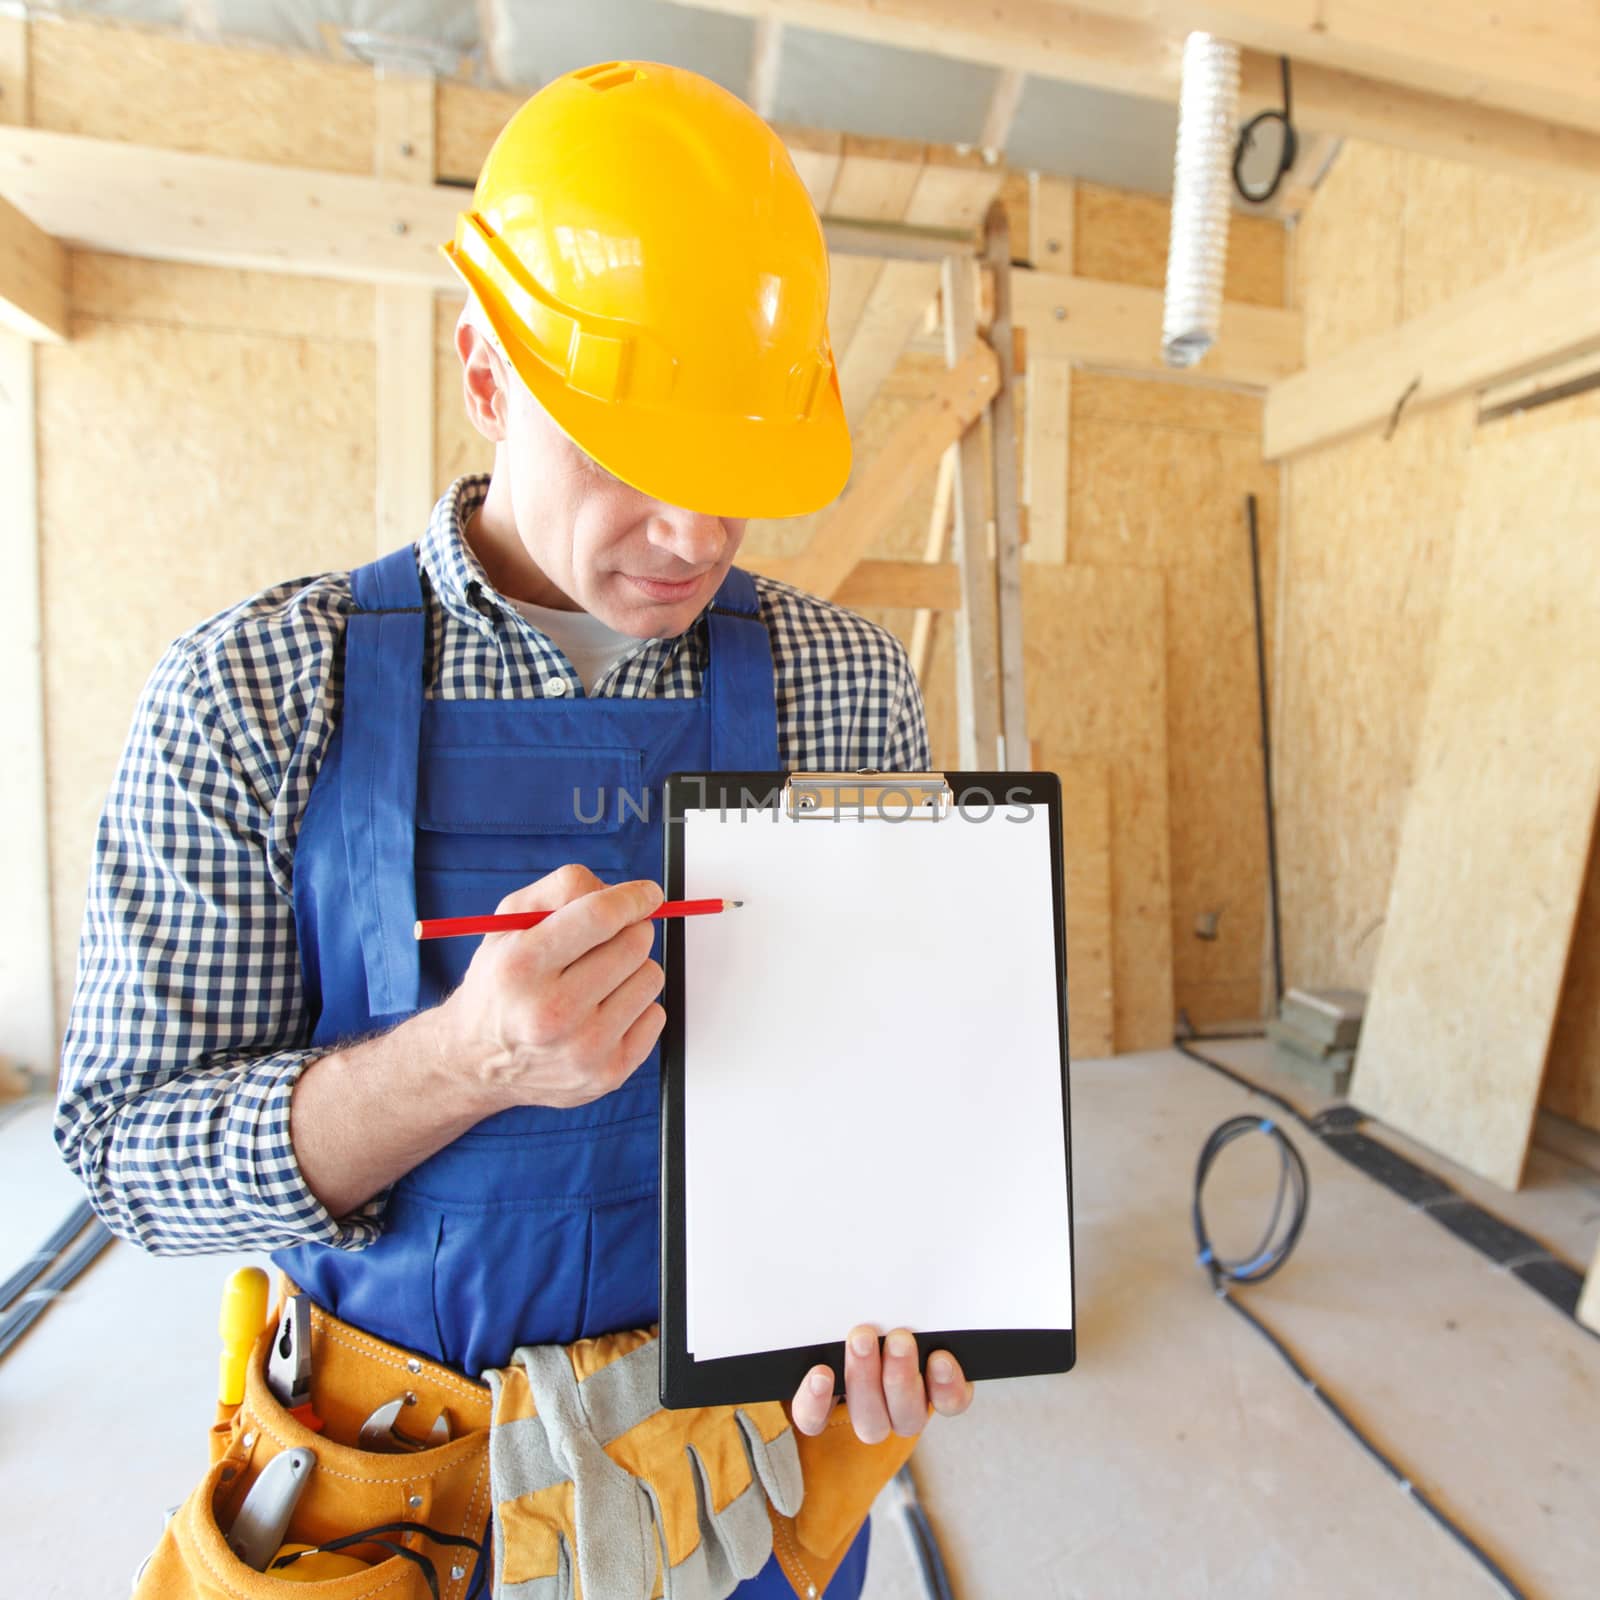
[{"xmin": 681, "ymin": 800, "xmax": 1073, "ymax": 1360}]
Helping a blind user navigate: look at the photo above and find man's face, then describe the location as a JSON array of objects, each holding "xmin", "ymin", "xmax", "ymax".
[{"xmin": 494, "ymin": 348, "xmax": 749, "ymax": 641}]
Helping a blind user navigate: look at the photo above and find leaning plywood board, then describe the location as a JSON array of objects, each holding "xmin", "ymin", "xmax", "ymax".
[
  {"xmin": 1544, "ymin": 825, "xmax": 1600, "ymax": 1133},
  {"xmin": 1351, "ymin": 417, "xmax": 1600, "ymax": 1188},
  {"xmin": 1061, "ymin": 759, "xmax": 1115, "ymax": 1060}
]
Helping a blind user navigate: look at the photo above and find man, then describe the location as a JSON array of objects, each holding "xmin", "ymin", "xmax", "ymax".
[{"xmin": 57, "ymin": 61, "xmax": 971, "ymax": 1597}]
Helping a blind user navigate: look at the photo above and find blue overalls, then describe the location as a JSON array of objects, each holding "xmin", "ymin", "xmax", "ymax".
[{"xmin": 275, "ymin": 544, "xmax": 869, "ymax": 1598}]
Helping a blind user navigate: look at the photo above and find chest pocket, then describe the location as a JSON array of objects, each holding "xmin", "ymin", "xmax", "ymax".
[{"xmin": 415, "ymin": 744, "xmax": 647, "ymax": 998}]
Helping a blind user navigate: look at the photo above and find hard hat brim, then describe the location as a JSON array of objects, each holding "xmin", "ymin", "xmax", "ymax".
[{"xmin": 519, "ymin": 335, "xmax": 853, "ymax": 523}]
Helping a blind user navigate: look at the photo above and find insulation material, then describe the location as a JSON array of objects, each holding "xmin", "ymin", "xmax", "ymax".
[
  {"xmin": 29, "ymin": 14, "xmax": 376, "ymax": 171},
  {"xmin": 1350, "ymin": 416, "xmax": 1600, "ymax": 1189},
  {"xmin": 37, "ymin": 298, "xmax": 376, "ymax": 1029},
  {"xmin": 1068, "ymin": 373, "xmax": 1278, "ymax": 1027},
  {"xmin": 923, "ymin": 565, "xmax": 1172, "ymax": 1053}
]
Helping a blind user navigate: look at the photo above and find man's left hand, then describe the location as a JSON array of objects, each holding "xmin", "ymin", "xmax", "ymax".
[{"xmin": 789, "ymin": 1326, "xmax": 973, "ymax": 1442}]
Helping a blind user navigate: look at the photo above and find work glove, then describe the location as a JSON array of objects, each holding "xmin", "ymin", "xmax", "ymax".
[{"xmin": 484, "ymin": 1327, "xmax": 803, "ymax": 1600}]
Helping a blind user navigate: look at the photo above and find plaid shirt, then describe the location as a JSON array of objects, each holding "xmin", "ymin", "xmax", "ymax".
[{"xmin": 56, "ymin": 476, "xmax": 928, "ymax": 1255}]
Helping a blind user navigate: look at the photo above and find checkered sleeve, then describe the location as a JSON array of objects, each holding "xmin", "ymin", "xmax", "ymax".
[
  {"xmin": 54, "ymin": 629, "xmax": 384, "ymax": 1255},
  {"xmin": 884, "ymin": 646, "xmax": 932, "ymax": 771}
]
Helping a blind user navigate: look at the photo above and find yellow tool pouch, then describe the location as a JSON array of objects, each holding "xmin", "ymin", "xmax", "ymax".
[{"xmin": 132, "ymin": 1294, "xmax": 493, "ymax": 1599}]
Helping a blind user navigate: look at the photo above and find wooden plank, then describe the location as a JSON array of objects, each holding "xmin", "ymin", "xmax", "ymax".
[
  {"xmin": 0, "ymin": 192, "xmax": 66, "ymax": 342},
  {"xmin": 777, "ymin": 125, "xmax": 844, "ymax": 213},
  {"xmin": 0, "ymin": 12, "xmax": 27, "ymax": 128},
  {"xmin": 779, "ymin": 340, "xmax": 998, "ymax": 601},
  {"xmin": 0, "ymin": 330, "xmax": 56, "ymax": 1078},
  {"xmin": 824, "ymin": 138, "xmax": 927, "ymax": 354},
  {"xmin": 1024, "ymin": 356, "xmax": 1070, "ymax": 563},
  {"xmin": 0, "ymin": 127, "xmax": 462, "ymax": 289},
  {"xmin": 748, "ymin": 17, "xmax": 783, "ymax": 118},
  {"xmin": 760, "ymin": 558, "xmax": 961, "ymax": 611},
  {"xmin": 836, "ymin": 158, "xmax": 1000, "ymax": 423},
  {"xmin": 942, "ymin": 253, "xmax": 1000, "ymax": 770},
  {"xmin": 1350, "ymin": 417, "xmax": 1600, "ymax": 1189},
  {"xmin": 1016, "ymin": 269, "xmax": 1303, "ymax": 390},
  {"xmin": 1265, "ymin": 226, "xmax": 1600, "ymax": 460},
  {"xmin": 909, "ymin": 448, "xmax": 956, "ymax": 682},
  {"xmin": 1022, "ymin": 564, "xmax": 1173, "ymax": 1054},
  {"xmin": 1028, "ymin": 175, "xmax": 1075, "ymax": 273},
  {"xmin": 985, "ymin": 199, "xmax": 1028, "ymax": 771},
  {"xmin": 1062, "ymin": 758, "xmax": 1115, "ymax": 1060},
  {"xmin": 375, "ymin": 76, "xmax": 438, "ymax": 556},
  {"xmin": 979, "ymin": 67, "xmax": 1027, "ymax": 157}
]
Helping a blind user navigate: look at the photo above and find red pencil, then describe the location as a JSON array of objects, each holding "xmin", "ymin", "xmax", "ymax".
[{"xmin": 414, "ymin": 898, "xmax": 743, "ymax": 941}]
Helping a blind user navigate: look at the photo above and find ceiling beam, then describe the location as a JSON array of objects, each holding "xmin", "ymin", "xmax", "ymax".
[
  {"xmin": 1264, "ymin": 224, "xmax": 1600, "ymax": 459},
  {"xmin": 980, "ymin": 68, "xmax": 1028, "ymax": 159},
  {"xmin": 1072, "ymin": 2, "xmax": 1600, "ymax": 139},
  {"xmin": 0, "ymin": 190, "xmax": 66, "ymax": 343},
  {"xmin": 748, "ymin": 18, "xmax": 784, "ymax": 118},
  {"xmin": 658, "ymin": 0, "xmax": 1600, "ymax": 187}
]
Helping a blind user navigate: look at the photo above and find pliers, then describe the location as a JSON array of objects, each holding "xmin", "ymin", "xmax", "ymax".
[{"xmin": 266, "ymin": 1294, "xmax": 324, "ymax": 1433}]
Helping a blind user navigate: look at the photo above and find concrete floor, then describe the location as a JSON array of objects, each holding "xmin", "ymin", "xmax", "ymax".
[{"xmin": 4, "ymin": 1043, "xmax": 1597, "ymax": 1599}]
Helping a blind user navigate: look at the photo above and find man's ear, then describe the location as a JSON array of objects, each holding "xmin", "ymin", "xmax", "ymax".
[{"xmin": 457, "ymin": 316, "xmax": 509, "ymax": 443}]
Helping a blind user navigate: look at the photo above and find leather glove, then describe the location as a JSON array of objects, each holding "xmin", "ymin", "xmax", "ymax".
[{"xmin": 484, "ymin": 1327, "xmax": 803, "ymax": 1600}]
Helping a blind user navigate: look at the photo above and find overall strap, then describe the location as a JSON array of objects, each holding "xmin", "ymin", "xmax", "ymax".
[
  {"xmin": 342, "ymin": 544, "xmax": 426, "ymax": 1018},
  {"xmin": 705, "ymin": 567, "xmax": 779, "ymax": 771}
]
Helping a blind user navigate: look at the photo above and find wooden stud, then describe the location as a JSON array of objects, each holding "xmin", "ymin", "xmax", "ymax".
[
  {"xmin": 942, "ymin": 252, "xmax": 1001, "ymax": 770},
  {"xmin": 0, "ymin": 192, "xmax": 67, "ymax": 343},
  {"xmin": 984, "ymin": 199, "xmax": 1028, "ymax": 770},
  {"xmin": 1027, "ymin": 174, "xmax": 1075, "ymax": 273},
  {"xmin": 748, "ymin": 17, "xmax": 783, "ymax": 118},
  {"xmin": 910, "ymin": 448, "xmax": 956, "ymax": 683},
  {"xmin": 1265, "ymin": 224, "xmax": 1600, "ymax": 460},
  {"xmin": 979, "ymin": 68, "xmax": 1026, "ymax": 159},
  {"xmin": 0, "ymin": 330, "xmax": 55, "ymax": 1076},
  {"xmin": 1024, "ymin": 356, "xmax": 1070, "ymax": 564},
  {"xmin": 375, "ymin": 74, "xmax": 439, "ymax": 555},
  {"xmin": 776, "ymin": 340, "xmax": 998, "ymax": 602}
]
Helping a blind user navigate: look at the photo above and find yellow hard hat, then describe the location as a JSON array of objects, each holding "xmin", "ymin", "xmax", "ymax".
[{"xmin": 442, "ymin": 61, "xmax": 850, "ymax": 519}]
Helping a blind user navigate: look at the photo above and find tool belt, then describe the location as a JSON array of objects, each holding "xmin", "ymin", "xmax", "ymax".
[{"xmin": 133, "ymin": 1286, "xmax": 917, "ymax": 1599}]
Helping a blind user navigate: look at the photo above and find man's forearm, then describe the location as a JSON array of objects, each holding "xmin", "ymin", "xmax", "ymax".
[{"xmin": 289, "ymin": 1005, "xmax": 502, "ymax": 1221}]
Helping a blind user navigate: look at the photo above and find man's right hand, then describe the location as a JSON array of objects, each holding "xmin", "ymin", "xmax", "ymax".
[{"xmin": 435, "ymin": 866, "xmax": 668, "ymax": 1113}]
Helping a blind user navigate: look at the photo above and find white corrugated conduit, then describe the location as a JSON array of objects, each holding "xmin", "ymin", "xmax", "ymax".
[{"xmin": 1162, "ymin": 33, "xmax": 1241, "ymax": 369}]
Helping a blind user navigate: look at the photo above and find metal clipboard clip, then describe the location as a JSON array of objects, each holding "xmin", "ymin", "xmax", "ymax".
[{"xmin": 781, "ymin": 770, "xmax": 953, "ymax": 821}]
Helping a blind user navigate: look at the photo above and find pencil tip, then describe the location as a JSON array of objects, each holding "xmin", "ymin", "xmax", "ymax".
[{"xmin": 729, "ymin": 899, "xmax": 744, "ymax": 908}]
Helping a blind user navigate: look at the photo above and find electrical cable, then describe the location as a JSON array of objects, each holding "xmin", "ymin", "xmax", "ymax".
[
  {"xmin": 1192, "ymin": 1114, "xmax": 1530, "ymax": 1600},
  {"xmin": 0, "ymin": 1215, "xmax": 114, "ymax": 1362},
  {"xmin": 891, "ymin": 1464, "xmax": 956, "ymax": 1600},
  {"xmin": 1232, "ymin": 56, "xmax": 1298, "ymax": 204},
  {"xmin": 0, "ymin": 1199, "xmax": 95, "ymax": 1316}
]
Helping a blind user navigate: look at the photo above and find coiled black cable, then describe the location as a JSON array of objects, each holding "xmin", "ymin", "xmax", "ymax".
[{"xmin": 1192, "ymin": 1114, "xmax": 1529, "ymax": 1600}]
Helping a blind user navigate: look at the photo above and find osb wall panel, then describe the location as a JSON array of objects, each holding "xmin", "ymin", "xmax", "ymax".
[
  {"xmin": 1073, "ymin": 181, "xmax": 1287, "ymax": 309},
  {"xmin": 29, "ymin": 15, "xmax": 374, "ymax": 172},
  {"xmin": 436, "ymin": 81, "xmax": 523, "ymax": 183},
  {"xmin": 1284, "ymin": 140, "xmax": 1600, "ymax": 1135},
  {"xmin": 38, "ymin": 301, "xmax": 376, "ymax": 1030},
  {"xmin": 924, "ymin": 565, "xmax": 1172, "ymax": 1054},
  {"xmin": 1069, "ymin": 373, "xmax": 1277, "ymax": 1026},
  {"xmin": 1350, "ymin": 417, "xmax": 1600, "ymax": 1189}
]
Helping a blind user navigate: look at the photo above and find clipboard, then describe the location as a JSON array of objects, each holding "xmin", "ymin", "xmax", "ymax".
[{"xmin": 659, "ymin": 770, "xmax": 1075, "ymax": 1408}]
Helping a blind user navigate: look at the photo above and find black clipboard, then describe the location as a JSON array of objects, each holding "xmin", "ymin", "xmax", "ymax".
[{"xmin": 659, "ymin": 770, "xmax": 1075, "ymax": 1408}]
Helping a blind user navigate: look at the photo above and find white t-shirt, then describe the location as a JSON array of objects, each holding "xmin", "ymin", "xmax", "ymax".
[{"xmin": 506, "ymin": 597, "xmax": 647, "ymax": 695}]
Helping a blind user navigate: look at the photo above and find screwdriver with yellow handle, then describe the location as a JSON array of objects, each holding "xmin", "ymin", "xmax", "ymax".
[{"xmin": 218, "ymin": 1266, "xmax": 270, "ymax": 1407}]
